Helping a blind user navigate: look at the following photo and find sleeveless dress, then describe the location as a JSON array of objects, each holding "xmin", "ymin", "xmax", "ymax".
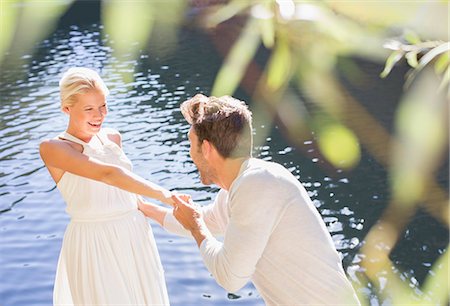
[{"xmin": 53, "ymin": 129, "xmax": 170, "ymax": 306}]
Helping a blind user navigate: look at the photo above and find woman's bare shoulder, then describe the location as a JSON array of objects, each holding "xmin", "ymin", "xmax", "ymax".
[
  {"xmin": 102, "ymin": 127, "xmax": 122, "ymax": 147},
  {"xmin": 40, "ymin": 137, "xmax": 68, "ymax": 148},
  {"xmin": 39, "ymin": 137, "xmax": 82, "ymax": 155}
]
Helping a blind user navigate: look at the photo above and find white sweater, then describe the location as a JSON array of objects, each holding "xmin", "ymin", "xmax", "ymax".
[{"xmin": 164, "ymin": 158, "xmax": 360, "ymax": 305}]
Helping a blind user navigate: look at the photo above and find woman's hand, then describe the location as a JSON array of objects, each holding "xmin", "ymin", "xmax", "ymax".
[
  {"xmin": 163, "ymin": 192, "xmax": 191, "ymax": 207},
  {"xmin": 137, "ymin": 197, "xmax": 169, "ymax": 226}
]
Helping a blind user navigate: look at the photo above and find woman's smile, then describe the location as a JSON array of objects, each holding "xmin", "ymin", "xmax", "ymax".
[{"xmin": 88, "ymin": 121, "xmax": 102, "ymax": 128}]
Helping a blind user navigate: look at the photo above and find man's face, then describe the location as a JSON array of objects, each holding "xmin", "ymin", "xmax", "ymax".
[{"xmin": 188, "ymin": 127, "xmax": 216, "ymax": 185}]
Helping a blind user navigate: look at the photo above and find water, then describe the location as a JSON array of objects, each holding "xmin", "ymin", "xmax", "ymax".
[{"xmin": 0, "ymin": 23, "xmax": 448, "ymax": 306}]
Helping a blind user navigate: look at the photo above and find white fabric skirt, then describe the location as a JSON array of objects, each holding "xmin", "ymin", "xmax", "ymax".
[{"xmin": 53, "ymin": 210, "xmax": 169, "ymax": 306}]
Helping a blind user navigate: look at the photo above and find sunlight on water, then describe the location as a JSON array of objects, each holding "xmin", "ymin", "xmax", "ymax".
[
  {"xmin": 1, "ymin": 24, "xmax": 446, "ymax": 306},
  {"xmin": 0, "ymin": 24, "xmax": 261, "ymax": 306}
]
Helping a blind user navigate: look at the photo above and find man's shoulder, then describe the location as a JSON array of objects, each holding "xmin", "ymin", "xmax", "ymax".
[
  {"xmin": 229, "ymin": 159, "xmax": 283, "ymax": 191},
  {"xmin": 231, "ymin": 158, "xmax": 301, "ymax": 195},
  {"xmin": 243, "ymin": 158, "xmax": 289, "ymax": 180},
  {"xmin": 227, "ymin": 159, "xmax": 297, "ymax": 211}
]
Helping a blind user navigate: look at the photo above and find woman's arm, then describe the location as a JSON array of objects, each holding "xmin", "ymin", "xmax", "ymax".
[
  {"xmin": 137, "ymin": 196, "xmax": 171, "ymax": 226},
  {"xmin": 40, "ymin": 139, "xmax": 174, "ymax": 206},
  {"xmin": 138, "ymin": 195, "xmax": 193, "ymax": 237},
  {"xmin": 139, "ymin": 192, "xmax": 227, "ymax": 239}
]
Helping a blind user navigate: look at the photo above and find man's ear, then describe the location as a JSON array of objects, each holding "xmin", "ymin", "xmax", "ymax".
[
  {"xmin": 62, "ymin": 106, "xmax": 70, "ymax": 115},
  {"xmin": 202, "ymin": 140, "xmax": 222, "ymax": 162},
  {"xmin": 201, "ymin": 139, "xmax": 213, "ymax": 160}
]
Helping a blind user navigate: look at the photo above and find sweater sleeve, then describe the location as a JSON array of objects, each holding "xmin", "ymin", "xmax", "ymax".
[
  {"xmin": 199, "ymin": 171, "xmax": 287, "ymax": 292},
  {"xmin": 162, "ymin": 212, "xmax": 192, "ymax": 237}
]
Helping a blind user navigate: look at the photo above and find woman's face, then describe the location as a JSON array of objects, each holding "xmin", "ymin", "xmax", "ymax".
[{"xmin": 65, "ymin": 89, "xmax": 108, "ymax": 138}]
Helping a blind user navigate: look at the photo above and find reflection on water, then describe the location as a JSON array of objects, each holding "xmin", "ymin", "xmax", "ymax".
[{"xmin": 0, "ymin": 24, "xmax": 447, "ymax": 306}]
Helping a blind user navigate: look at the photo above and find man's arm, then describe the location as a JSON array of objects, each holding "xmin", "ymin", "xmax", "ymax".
[
  {"xmin": 172, "ymin": 195, "xmax": 212, "ymax": 246},
  {"xmin": 172, "ymin": 176, "xmax": 287, "ymax": 293}
]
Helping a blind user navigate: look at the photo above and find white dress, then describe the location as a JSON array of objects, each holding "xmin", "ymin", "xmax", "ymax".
[{"xmin": 53, "ymin": 129, "xmax": 170, "ymax": 306}]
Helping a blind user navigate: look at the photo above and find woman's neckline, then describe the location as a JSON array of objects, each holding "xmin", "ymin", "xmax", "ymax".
[{"xmin": 62, "ymin": 130, "xmax": 105, "ymax": 147}]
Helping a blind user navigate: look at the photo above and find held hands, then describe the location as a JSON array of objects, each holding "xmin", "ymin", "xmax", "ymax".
[
  {"xmin": 136, "ymin": 193, "xmax": 194, "ymax": 227},
  {"xmin": 171, "ymin": 194, "xmax": 204, "ymax": 233},
  {"xmin": 161, "ymin": 189, "xmax": 176, "ymax": 206},
  {"xmin": 162, "ymin": 190, "xmax": 191, "ymax": 207}
]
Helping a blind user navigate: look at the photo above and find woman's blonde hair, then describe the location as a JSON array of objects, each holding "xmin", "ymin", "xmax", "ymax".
[{"xmin": 59, "ymin": 67, "xmax": 109, "ymax": 110}]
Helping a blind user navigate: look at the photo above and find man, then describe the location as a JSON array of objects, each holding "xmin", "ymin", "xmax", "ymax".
[{"xmin": 139, "ymin": 94, "xmax": 360, "ymax": 305}]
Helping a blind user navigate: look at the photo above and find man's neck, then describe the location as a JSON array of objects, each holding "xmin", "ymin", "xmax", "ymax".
[{"xmin": 215, "ymin": 157, "xmax": 248, "ymax": 191}]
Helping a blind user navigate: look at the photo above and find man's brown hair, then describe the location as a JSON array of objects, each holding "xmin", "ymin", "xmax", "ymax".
[{"xmin": 181, "ymin": 94, "xmax": 253, "ymax": 158}]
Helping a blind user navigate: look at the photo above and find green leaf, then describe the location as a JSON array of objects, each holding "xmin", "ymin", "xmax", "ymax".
[
  {"xmin": 0, "ymin": 0, "xmax": 19, "ymax": 64},
  {"xmin": 258, "ymin": 14, "xmax": 274, "ymax": 48},
  {"xmin": 434, "ymin": 51, "xmax": 450, "ymax": 74},
  {"xmin": 211, "ymin": 18, "xmax": 261, "ymax": 96},
  {"xmin": 403, "ymin": 30, "xmax": 421, "ymax": 44},
  {"xmin": 326, "ymin": 1, "xmax": 424, "ymax": 28},
  {"xmin": 406, "ymin": 42, "xmax": 450, "ymax": 87},
  {"xmin": 405, "ymin": 51, "xmax": 418, "ymax": 68},
  {"xmin": 317, "ymin": 123, "xmax": 361, "ymax": 169},
  {"xmin": 204, "ymin": 0, "xmax": 252, "ymax": 27},
  {"xmin": 1, "ymin": 1, "xmax": 73, "ymax": 66},
  {"xmin": 421, "ymin": 247, "xmax": 449, "ymax": 305},
  {"xmin": 147, "ymin": 0, "xmax": 187, "ymax": 57},
  {"xmin": 416, "ymin": 42, "xmax": 450, "ymax": 71},
  {"xmin": 102, "ymin": 1, "xmax": 155, "ymax": 57},
  {"xmin": 266, "ymin": 36, "xmax": 291, "ymax": 91},
  {"xmin": 438, "ymin": 65, "xmax": 450, "ymax": 96},
  {"xmin": 380, "ymin": 50, "xmax": 404, "ymax": 78}
]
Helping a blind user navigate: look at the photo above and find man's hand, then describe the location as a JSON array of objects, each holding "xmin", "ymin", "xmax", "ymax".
[
  {"xmin": 172, "ymin": 194, "xmax": 211, "ymax": 247},
  {"xmin": 172, "ymin": 194, "xmax": 202, "ymax": 232}
]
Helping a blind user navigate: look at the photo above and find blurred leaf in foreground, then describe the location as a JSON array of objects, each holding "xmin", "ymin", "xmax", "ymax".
[
  {"xmin": 211, "ymin": 17, "xmax": 261, "ymax": 96},
  {"xmin": 1, "ymin": 0, "xmax": 73, "ymax": 69},
  {"xmin": 102, "ymin": 1, "xmax": 154, "ymax": 65},
  {"xmin": 316, "ymin": 120, "xmax": 361, "ymax": 170}
]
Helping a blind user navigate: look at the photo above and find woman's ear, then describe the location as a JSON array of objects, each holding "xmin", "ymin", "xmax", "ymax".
[{"xmin": 62, "ymin": 106, "xmax": 70, "ymax": 115}]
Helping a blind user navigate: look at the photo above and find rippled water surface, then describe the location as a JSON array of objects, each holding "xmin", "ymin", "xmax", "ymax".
[{"xmin": 0, "ymin": 24, "xmax": 447, "ymax": 306}]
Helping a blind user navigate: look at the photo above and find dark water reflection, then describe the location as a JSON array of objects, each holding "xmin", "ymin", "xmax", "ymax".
[{"xmin": 0, "ymin": 24, "xmax": 447, "ymax": 306}]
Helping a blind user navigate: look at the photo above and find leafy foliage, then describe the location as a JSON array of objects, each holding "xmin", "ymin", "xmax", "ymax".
[{"xmin": 1, "ymin": 1, "xmax": 448, "ymax": 305}]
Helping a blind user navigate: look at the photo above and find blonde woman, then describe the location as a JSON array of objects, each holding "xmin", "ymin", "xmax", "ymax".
[{"xmin": 40, "ymin": 67, "xmax": 171, "ymax": 305}]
